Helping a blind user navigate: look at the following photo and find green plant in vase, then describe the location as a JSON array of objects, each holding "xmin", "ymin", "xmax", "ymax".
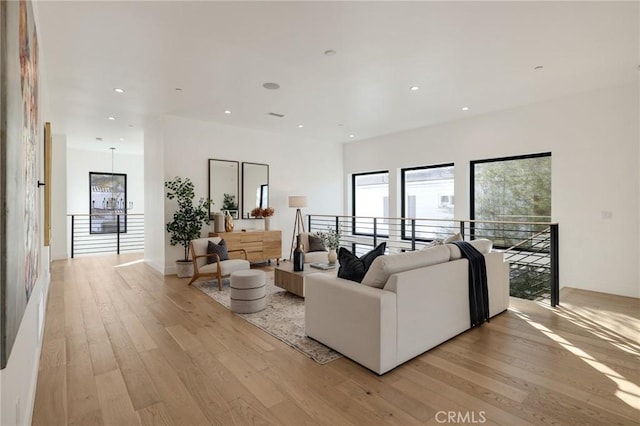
[{"xmin": 165, "ymin": 177, "xmax": 212, "ymax": 277}]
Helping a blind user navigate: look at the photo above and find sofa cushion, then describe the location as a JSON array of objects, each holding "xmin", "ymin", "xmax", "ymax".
[
  {"xmin": 307, "ymin": 235, "xmax": 327, "ymax": 252},
  {"xmin": 207, "ymin": 239, "xmax": 229, "ymax": 263},
  {"xmin": 447, "ymin": 239, "xmax": 493, "ymax": 260},
  {"xmin": 337, "ymin": 242, "xmax": 386, "ymax": 283},
  {"xmin": 362, "ymin": 245, "xmax": 451, "ymax": 289}
]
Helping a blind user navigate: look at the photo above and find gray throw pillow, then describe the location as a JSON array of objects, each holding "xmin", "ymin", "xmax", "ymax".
[
  {"xmin": 307, "ymin": 235, "xmax": 327, "ymax": 252},
  {"xmin": 207, "ymin": 239, "xmax": 229, "ymax": 263}
]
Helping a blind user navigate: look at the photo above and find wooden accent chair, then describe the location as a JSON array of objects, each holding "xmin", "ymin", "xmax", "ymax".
[{"xmin": 188, "ymin": 237, "xmax": 250, "ymax": 290}]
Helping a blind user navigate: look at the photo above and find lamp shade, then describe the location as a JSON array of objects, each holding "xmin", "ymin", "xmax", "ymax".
[{"xmin": 288, "ymin": 196, "xmax": 308, "ymax": 208}]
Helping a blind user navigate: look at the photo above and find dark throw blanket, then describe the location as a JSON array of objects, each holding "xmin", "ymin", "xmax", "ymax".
[{"xmin": 452, "ymin": 241, "xmax": 490, "ymax": 328}]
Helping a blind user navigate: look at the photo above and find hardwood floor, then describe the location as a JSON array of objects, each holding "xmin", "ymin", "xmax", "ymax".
[{"xmin": 32, "ymin": 253, "xmax": 639, "ymax": 425}]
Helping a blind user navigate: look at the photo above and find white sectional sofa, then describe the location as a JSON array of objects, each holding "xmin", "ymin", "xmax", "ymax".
[{"xmin": 304, "ymin": 241, "xmax": 510, "ymax": 374}]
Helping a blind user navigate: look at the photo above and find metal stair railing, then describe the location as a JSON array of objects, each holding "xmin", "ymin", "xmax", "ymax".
[{"xmin": 307, "ymin": 214, "xmax": 559, "ymax": 306}]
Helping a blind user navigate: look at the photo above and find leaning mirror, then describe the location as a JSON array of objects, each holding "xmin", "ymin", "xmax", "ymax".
[
  {"xmin": 208, "ymin": 159, "xmax": 239, "ymax": 219},
  {"xmin": 242, "ymin": 162, "xmax": 269, "ymax": 219}
]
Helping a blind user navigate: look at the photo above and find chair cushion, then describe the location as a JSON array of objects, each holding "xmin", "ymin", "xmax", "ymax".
[
  {"xmin": 337, "ymin": 242, "xmax": 386, "ymax": 283},
  {"xmin": 198, "ymin": 259, "xmax": 250, "ymax": 276},
  {"xmin": 207, "ymin": 239, "xmax": 229, "ymax": 263},
  {"xmin": 304, "ymin": 251, "xmax": 329, "ymax": 264},
  {"xmin": 191, "ymin": 237, "xmax": 222, "ymax": 268}
]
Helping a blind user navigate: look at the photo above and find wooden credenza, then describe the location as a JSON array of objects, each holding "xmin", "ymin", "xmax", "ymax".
[{"xmin": 208, "ymin": 230, "xmax": 281, "ymax": 264}]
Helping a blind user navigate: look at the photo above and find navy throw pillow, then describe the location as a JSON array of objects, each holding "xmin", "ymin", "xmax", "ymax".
[
  {"xmin": 337, "ymin": 242, "xmax": 386, "ymax": 283},
  {"xmin": 207, "ymin": 239, "xmax": 229, "ymax": 263}
]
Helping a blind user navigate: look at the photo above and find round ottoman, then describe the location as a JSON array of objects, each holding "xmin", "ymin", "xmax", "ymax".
[{"xmin": 230, "ymin": 269, "xmax": 266, "ymax": 313}]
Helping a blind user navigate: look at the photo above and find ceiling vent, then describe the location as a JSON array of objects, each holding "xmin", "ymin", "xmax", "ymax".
[{"xmin": 267, "ymin": 112, "xmax": 285, "ymax": 118}]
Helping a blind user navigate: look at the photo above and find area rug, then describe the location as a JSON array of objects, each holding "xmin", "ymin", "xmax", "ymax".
[{"xmin": 193, "ymin": 272, "xmax": 343, "ymax": 364}]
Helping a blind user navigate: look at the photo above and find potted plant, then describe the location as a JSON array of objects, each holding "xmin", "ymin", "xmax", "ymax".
[
  {"xmin": 251, "ymin": 206, "xmax": 275, "ymax": 230},
  {"xmin": 315, "ymin": 228, "xmax": 341, "ymax": 264},
  {"xmin": 165, "ymin": 177, "xmax": 212, "ymax": 278}
]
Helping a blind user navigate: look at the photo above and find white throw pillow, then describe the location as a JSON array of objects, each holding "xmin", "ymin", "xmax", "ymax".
[
  {"xmin": 447, "ymin": 239, "xmax": 493, "ymax": 260},
  {"xmin": 361, "ymin": 245, "xmax": 451, "ymax": 289},
  {"xmin": 444, "ymin": 232, "xmax": 462, "ymax": 243}
]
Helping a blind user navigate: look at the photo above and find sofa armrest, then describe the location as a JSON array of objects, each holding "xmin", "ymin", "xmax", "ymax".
[{"xmin": 304, "ymin": 273, "xmax": 397, "ymax": 374}]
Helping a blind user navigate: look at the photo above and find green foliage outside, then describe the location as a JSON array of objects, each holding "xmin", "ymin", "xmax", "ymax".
[
  {"xmin": 474, "ymin": 156, "xmax": 552, "ymax": 300},
  {"xmin": 165, "ymin": 177, "xmax": 212, "ymax": 261},
  {"xmin": 474, "ymin": 156, "xmax": 551, "ymax": 248}
]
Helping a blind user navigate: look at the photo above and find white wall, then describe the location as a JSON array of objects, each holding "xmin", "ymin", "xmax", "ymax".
[
  {"xmin": 67, "ymin": 148, "xmax": 144, "ymax": 215},
  {"xmin": 144, "ymin": 115, "xmax": 344, "ymax": 274},
  {"xmin": 143, "ymin": 117, "xmax": 166, "ymax": 272},
  {"xmin": 344, "ymin": 83, "xmax": 640, "ymax": 298}
]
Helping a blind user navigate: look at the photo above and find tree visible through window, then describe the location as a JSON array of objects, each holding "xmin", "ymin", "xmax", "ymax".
[{"xmin": 471, "ymin": 153, "xmax": 551, "ymax": 246}]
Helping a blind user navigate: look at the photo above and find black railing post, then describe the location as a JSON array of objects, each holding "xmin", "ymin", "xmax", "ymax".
[
  {"xmin": 411, "ymin": 219, "xmax": 416, "ymax": 251},
  {"xmin": 335, "ymin": 216, "xmax": 339, "ymax": 233},
  {"xmin": 550, "ymin": 224, "xmax": 559, "ymax": 307},
  {"xmin": 71, "ymin": 215, "xmax": 75, "ymax": 258},
  {"xmin": 307, "ymin": 214, "xmax": 311, "ymax": 232},
  {"xmin": 373, "ymin": 217, "xmax": 377, "ymax": 248},
  {"xmin": 460, "ymin": 221, "xmax": 466, "ymax": 240},
  {"xmin": 117, "ymin": 214, "xmax": 121, "ymax": 255}
]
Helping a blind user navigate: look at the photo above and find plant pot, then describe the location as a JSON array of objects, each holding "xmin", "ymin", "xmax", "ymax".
[
  {"xmin": 176, "ymin": 260, "xmax": 194, "ymax": 278},
  {"xmin": 264, "ymin": 216, "xmax": 271, "ymax": 231}
]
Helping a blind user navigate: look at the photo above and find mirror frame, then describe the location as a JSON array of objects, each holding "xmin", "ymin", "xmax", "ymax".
[
  {"xmin": 241, "ymin": 162, "xmax": 269, "ymax": 219},
  {"xmin": 208, "ymin": 159, "xmax": 240, "ymax": 219}
]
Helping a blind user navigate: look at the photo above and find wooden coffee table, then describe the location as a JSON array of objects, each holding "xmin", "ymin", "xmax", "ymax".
[{"xmin": 274, "ymin": 262, "xmax": 337, "ymax": 298}]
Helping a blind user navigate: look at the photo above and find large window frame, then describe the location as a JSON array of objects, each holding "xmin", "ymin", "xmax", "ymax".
[
  {"xmin": 400, "ymin": 163, "xmax": 455, "ymax": 241},
  {"xmin": 470, "ymin": 152, "xmax": 551, "ymax": 245},
  {"xmin": 89, "ymin": 171, "xmax": 128, "ymax": 234},
  {"xmin": 351, "ymin": 170, "xmax": 389, "ymax": 237}
]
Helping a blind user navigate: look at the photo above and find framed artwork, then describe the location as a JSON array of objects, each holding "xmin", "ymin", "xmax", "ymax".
[
  {"xmin": 44, "ymin": 122, "xmax": 51, "ymax": 246},
  {"xmin": 1, "ymin": 0, "xmax": 42, "ymax": 369},
  {"xmin": 89, "ymin": 172, "xmax": 128, "ymax": 234}
]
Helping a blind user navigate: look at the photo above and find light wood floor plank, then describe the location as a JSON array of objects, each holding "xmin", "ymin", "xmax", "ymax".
[{"xmin": 32, "ymin": 253, "xmax": 640, "ymax": 425}]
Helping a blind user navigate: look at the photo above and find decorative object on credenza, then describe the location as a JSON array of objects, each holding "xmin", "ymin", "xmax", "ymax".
[
  {"xmin": 251, "ymin": 206, "xmax": 275, "ymax": 230},
  {"xmin": 314, "ymin": 228, "xmax": 341, "ymax": 265},
  {"xmin": 293, "ymin": 234, "xmax": 305, "ymax": 271},
  {"xmin": 165, "ymin": 177, "xmax": 212, "ymax": 278},
  {"xmin": 288, "ymin": 195, "xmax": 307, "ymax": 260},
  {"xmin": 224, "ymin": 210, "xmax": 234, "ymax": 232},
  {"xmin": 213, "ymin": 212, "xmax": 225, "ymax": 233}
]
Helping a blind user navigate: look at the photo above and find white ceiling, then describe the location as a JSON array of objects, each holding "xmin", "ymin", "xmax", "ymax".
[{"xmin": 36, "ymin": 1, "xmax": 639, "ymax": 155}]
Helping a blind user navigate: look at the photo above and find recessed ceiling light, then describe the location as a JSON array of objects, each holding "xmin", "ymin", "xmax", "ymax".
[
  {"xmin": 461, "ymin": 107, "xmax": 470, "ymax": 111},
  {"xmin": 297, "ymin": 124, "xmax": 304, "ymax": 128},
  {"xmin": 349, "ymin": 134, "xmax": 355, "ymax": 138},
  {"xmin": 534, "ymin": 65, "xmax": 544, "ymax": 71},
  {"xmin": 113, "ymin": 88, "xmax": 125, "ymax": 93},
  {"xmin": 224, "ymin": 110, "xmax": 231, "ymax": 114},
  {"xmin": 410, "ymin": 86, "xmax": 420, "ymax": 91},
  {"xmin": 263, "ymin": 82, "xmax": 280, "ymax": 90},
  {"xmin": 324, "ymin": 50, "xmax": 336, "ymax": 56},
  {"xmin": 119, "ymin": 138, "xmax": 124, "ymax": 141},
  {"xmin": 107, "ymin": 116, "xmax": 116, "ymax": 121}
]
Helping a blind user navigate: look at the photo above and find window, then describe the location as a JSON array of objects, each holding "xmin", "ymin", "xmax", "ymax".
[
  {"xmin": 401, "ymin": 164, "xmax": 455, "ymax": 240},
  {"xmin": 471, "ymin": 153, "xmax": 551, "ymax": 246},
  {"xmin": 90, "ymin": 172, "xmax": 128, "ymax": 234},
  {"xmin": 352, "ymin": 171, "xmax": 389, "ymax": 236}
]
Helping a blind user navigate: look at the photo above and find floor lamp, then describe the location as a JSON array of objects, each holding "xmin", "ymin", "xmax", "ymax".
[{"xmin": 288, "ymin": 195, "xmax": 307, "ymax": 260}]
